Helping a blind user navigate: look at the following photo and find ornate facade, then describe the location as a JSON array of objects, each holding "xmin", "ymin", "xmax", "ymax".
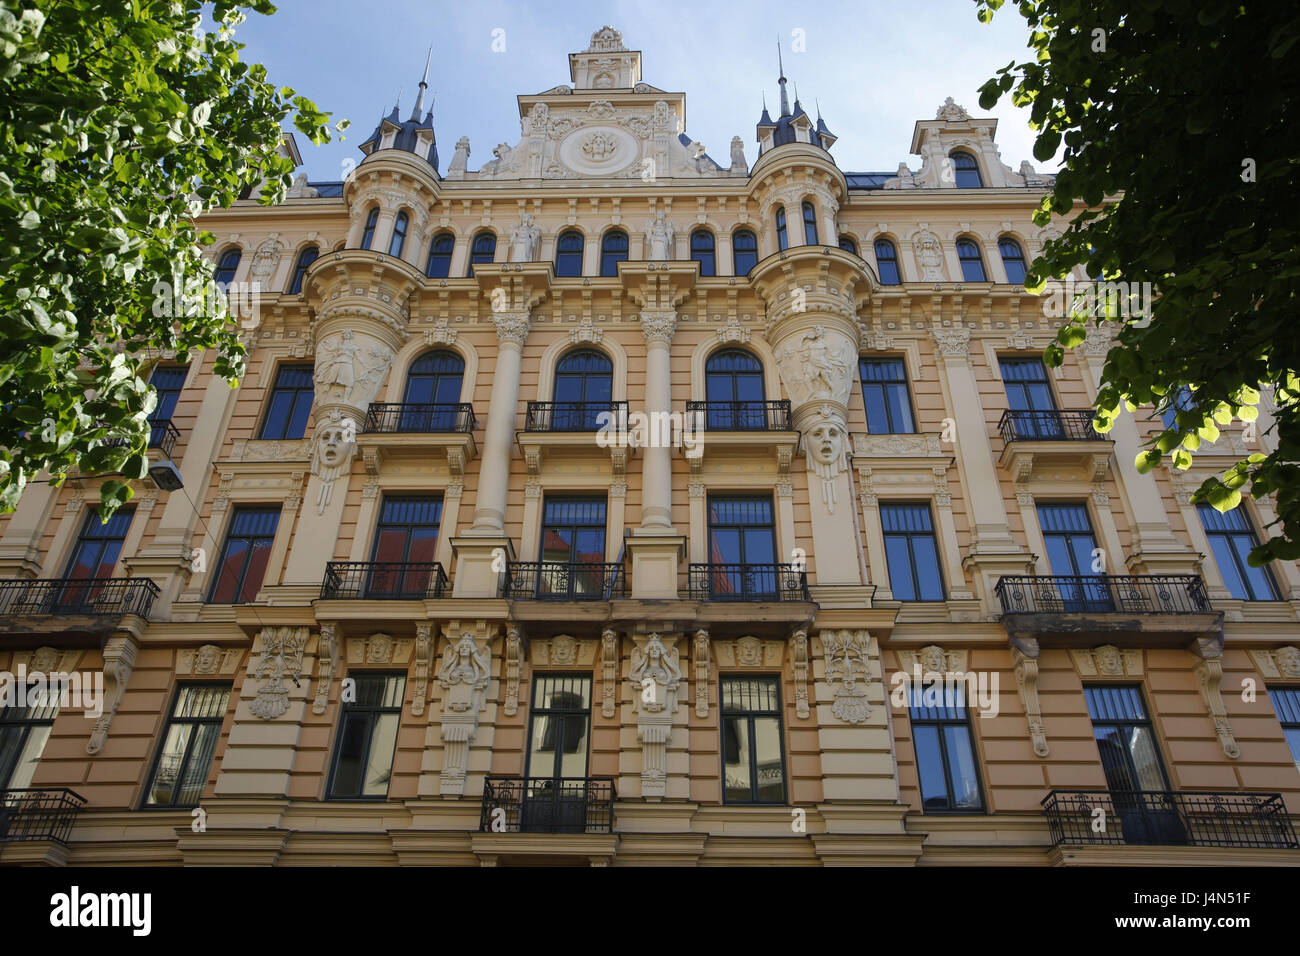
[{"xmin": 1, "ymin": 26, "xmax": 1298, "ymax": 866}]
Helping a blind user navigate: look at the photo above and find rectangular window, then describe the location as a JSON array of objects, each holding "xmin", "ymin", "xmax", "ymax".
[
  {"xmin": 59, "ymin": 508, "xmax": 133, "ymax": 612},
  {"xmin": 327, "ymin": 673, "xmax": 406, "ymax": 799},
  {"xmin": 258, "ymin": 364, "xmax": 315, "ymax": 441},
  {"xmin": 721, "ymin": 675, "xmax": 786, "ymax": 804},
  {"xmin": 707, "ymin": 495, "xmax": 779, "ymax": 600},
  {"xmin": 908, "ymin": 684, "xmax": 984, "ymax": 812},
  {"xmin": 1198, "ymin": 503, "xmax": 1279, "ymax": 601},
  {"xmin": 537, "ymin": 497, "xmax": 607, "ymax": 598},
  {"xmin": 367, "ymin": 496, "xmax": 442, "ymax": 598},
  {"xmin": 143, "ymin": 684, "xmax": 231, "ymax": 807},
  {"xmin": 859, "ymin": 358, "xmax": 916, "ymax": 434},
  {"xmin": 0, "ymin": 689, "xmax": 60, "ymax": 790},
  {"xmin": 1000, "ymin": 357, "xmax": 1061, "ymax": 438},
  {"xmin": 148, "ymin": 365, "xmax": 188, "ymax": 446},
  {"xmin": 1272, "ymin": 687, "xmax": 1300, "ymax": 778},
  {"xmin": 208, "ymin": 507, "xmax": 279, "ymax": 604},
  {"xmin": 1038, "ymin": 502, "xmax": 1111, "ymax": 611},
  {"xmin": 1084, "ymin": 684, "xmax": 1184, "ymax": 844},
  {"xmin": 525, "ymin": 674, "xmax": 592, "ymax": 779},
  {"xmin": 881, "ymin": 503, "xmax": 944, "ymax": 600}
]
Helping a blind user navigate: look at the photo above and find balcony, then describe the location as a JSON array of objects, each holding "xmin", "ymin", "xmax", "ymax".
[
  {"xmin": 995, "ymin": 574, "xmax": 1220, "ymax": 645},
  {"xmin": 1043, "ymin": 790, "xmax": 1298, "ymax": 850},
  {"xmin": 319, "ymin": 561, "xmax": 448, "ymax": 600},
  {"xmin": 356, "ymin": 403, "xmax": 477, "ymax": 479},
  {"xmin": 997, "ymin": 408, "xmax": 1112, "ymax": 482},
  {"xmin": 686, "ymin": 400, "xmax": 791, "ymax": 431},
  {"xmin": 102, "ymin": 417, "xmax": 179, "ymax": 459},
  {"xmin": 479, "ymin": 777, "xmax": 615, "ymax": 834},
  {"xmin": 0, "ymin": 788, "xmax": 86, "ymax": 846},
  {"xmin": 503, "ymin": 561, "xmax": 625, "ymax": 601},
  {"xmin": 525, "ymin": 400, "xmax": 627, "ymax": 432},
  {"xmin": 688, "ymin": 563, "xmax": 809, "ymax": 602},
  {"xmin": 0, "ymin": 577, "xmax": 160, "ymax": 620},
  {"xmin": 363, "ymin": 402, "xmax": 475, "ymax": 434}
]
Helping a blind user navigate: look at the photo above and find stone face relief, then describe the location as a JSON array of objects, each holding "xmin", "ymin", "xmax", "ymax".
[
  {"xmin": 914, "ymin": 230, "xmax": 946, "ymax": 281},
  {"xmin": 806, "ymin": 410, "xmax": 848, "ymax": 513},
  {"xmin": 776, "ymin": 325, "xmax": 853, "ymax": 409}
]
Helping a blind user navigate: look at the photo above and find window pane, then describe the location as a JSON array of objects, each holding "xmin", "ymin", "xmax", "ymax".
[
  {"xmin": 885, "ymin": 537, "xmax": 916, "ymax": 601},
  {"xmin": 943, "ymin": 725, "xmax": 982, "ymax": 809},
  {"xmin": 914, "ymin": 725, "xmax": 949, "ymax": 810},
  {"xmin": 885, "ymin": 384, "xmax": 915, "ymax": 433},
  {"xmin": 723, "ymin": 716, "xmax": 752, "ymax": 801},
  {"xmin": 753, "ymin": 716, "xmax": 785, "ymax": 801},
  {"xmin": 362, "ymin": 712, "xmax": 400, "ymax": 796},
  {"xmin": 911, "ymin": 535, "xmax": 944, "ymax": 600},
  {"xmin": 174, "ymin": 722, "xmax": 222, "ymax": 806}
]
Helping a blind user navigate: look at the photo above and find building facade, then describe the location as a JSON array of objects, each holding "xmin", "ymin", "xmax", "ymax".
[{"xmin": 1, "ymin": 26, "xmax": 1298, "ymax": 866}]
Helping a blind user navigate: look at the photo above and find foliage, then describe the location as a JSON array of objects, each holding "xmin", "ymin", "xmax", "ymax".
[
  {"xmin": 975, "ymin": 0, "xmax": 1300, "ymax": 565},
  {"xmin": 0, "ymin": 0, "xmax": 343, "ymax": 516}
]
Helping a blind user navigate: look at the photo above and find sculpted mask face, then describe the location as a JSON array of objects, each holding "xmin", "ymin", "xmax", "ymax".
[
  {"xmin": 317, "ymin": 425, "xmax": 349, "ymax": 467},
  {"xmin": 810, "ymin": 420, "xmax": 844, "ymax": 465}
]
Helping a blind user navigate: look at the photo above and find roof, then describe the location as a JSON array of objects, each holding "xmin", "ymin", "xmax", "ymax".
[{"xmin": 845, "ymin": 173, "xmax": 894, "ymax": 190}]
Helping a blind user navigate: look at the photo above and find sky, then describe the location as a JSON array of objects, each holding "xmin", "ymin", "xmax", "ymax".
[{"xmin": 227, "ymin": 0, "xmax": 1057, "ymax": 183}]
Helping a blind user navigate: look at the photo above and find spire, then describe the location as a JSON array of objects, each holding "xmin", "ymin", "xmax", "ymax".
[
  {"xmin": 793, "ymin": 82, "xmax": 803, "ymax": 115},
  {"xmin": 410, "ymin": 46, "xmax": 432, "ymax": 121},
  {"xmin": 777, "ymin": 38, "xmax": 790, "ymax": 116}
]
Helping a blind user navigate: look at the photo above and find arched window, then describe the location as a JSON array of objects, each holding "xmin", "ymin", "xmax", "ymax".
[
  {"xmin": 425, "ymin": 233, "xmax": 453, "ymax": 279},
  {"xmin": 555, "ymin": 230, "xmax": 584, "ymax": 277},
  {"xmin": 600, "ymin": 230, "xmax": 628, "ymax": 277},
  {"xmin": 467, "ymin": 232, "xmax": 496, "ymax": 276},
  {"xmin": 775, "ymin": 206, "xmax": 788, "ymax": 251},
  {"xmin": 733, "ymin": 229, "xmax": 758, "ymax": 275},
  {"xmin": 802, "ymin": 201, "xmax": 819, "ymax": 245},
  {"xmin": 287, "ymin": 245, "xmax": 318, "ymax": 294},
  {"xmin": 359, "ymin": 208, "xmax": 379, "ymax": 250},
  {"xmin": 838, "ymin": 236, "xmax": 858, "ymax": 256},
  {"xmin": 388, "ymin": 211, "xmax": 408, "ymax": 258},
  {"xmin": 874, "ymin": 239, "xmax": 901, "ymax": 285},
  {"xmin": 553, "ymin": 349, "xmax": 613, "ymax": 430},
  {"xmin": 400, "ymin": 350, "xmax": 465, "ymax": 431},
  {"xmin": 999, "ymin": 237, "xmax": 1028, "ymax": 284},
  {"xmin": 705, "ymin": 349, "xmax": 766, "ymax": 429},
  {"xmin": 691, "ymin": 230, "xmax": 716, "ymax": 277},
  {"xmin": 213, "ymin": 248, "xmax": 242, "ymax": 289},
  {"xmin": 950, "ymin": 151, "xmax": 983, "ymax": 188},
  {"xmin": 956, "ymin": 238, "xmax": 987, "ymax": 282}
]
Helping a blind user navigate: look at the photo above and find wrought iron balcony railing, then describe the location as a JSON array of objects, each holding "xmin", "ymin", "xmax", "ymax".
[
  {"xmin": 502, "ymin": 561, "xmax": 625, "ymax": 600},
  {"xmin": 524, "ymin": 400, "xmax": 628, "ymax": 432},
  {"xmin": 363, "ymin": 402, "xmax": 476, "ymax": 434},
  {"xmin": 479, "ymin": 776, "xmax": 615, "ymax": 834},
  {"xmin": 999, "ymin": 408, "xmax": 1106, "ymax": 443},
  {"xmin": 0, "ymin": 789, "xmax": 86, "ymax": 846},
  {"xmin": 0, "ymin": 577, "xmax": 161, "ymax": 618},
  {"xmin": 685, "ymin": 400, "xmax": 792, "ymax": 431},
  {"xmin": 1043, "ymin": 790, "xmax": 1298, "ymax": 849},
  {"xmin": 319, "ymin": 561, "xmax": 448, "ymax": 600},
  {"xmin": 688, "ymin": 563, "xmax": 810, "ymax": 602},
  {"xmin": 995, "ymin": 574, "xmax": 1212, "ymax": 615},
  {"xmin": 101, "ymin": 417, "xmax": 180, "ymax": 459}
]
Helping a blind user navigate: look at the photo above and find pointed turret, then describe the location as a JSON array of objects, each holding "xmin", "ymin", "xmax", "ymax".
[
  {"xmin": 359, "ymin": 50, "xmax": 439, "ymax": 170},
  {"xmin": 756, "ymin": 47, "xmax": 836, "ymax": 158}
]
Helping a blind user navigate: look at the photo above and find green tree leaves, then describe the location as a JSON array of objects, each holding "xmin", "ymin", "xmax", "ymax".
[
  {"xmin": 0, "ymin": 0, "xmax": 338, "ymax": 518},
  {"xmin": 975, "ymin": 0, "xmax": 1300, "ymax": 568}
]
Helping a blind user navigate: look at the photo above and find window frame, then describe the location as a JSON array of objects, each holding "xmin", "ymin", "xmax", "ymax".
[
  {"xmin": 950, "ymin": 150, "xmax": 983, "ymax": 188},
  {"xmin": 424, "ymin": 232, "xmax": 454, "ymax": 279},
  {"xmin": 287, "ymin": 245, "xmax": 319, "ymax": 294},
  {"xmin": 140, "ymin": 682, "xmax": 231, "ymax": 809},
  {"xmin": 257, "ymin": 363, "xmax": 315, "ymax": 441},
  {"xmin": 956, "ymin": 237, "xmax": 987, "ymax": 282},
  {"xmin": 207, "ymin": 506, "xmax": 281, "ymax": 604},
  {"xmin": 467, "ymin": 231, "xmax": 496, "ymax": 276},
  {"xmin": 998, "ymin": 237, "xmax": 1027, "ymax": 285},
  {"xmin": 838, "ymin": 235, "xmax": 858, "ymax": 256},
  {"xmin": 359, "ymin": 207, "xmax": 379, "ymax": 250},
  {"xmin": 690, "ymin": 229, "xmax": 716, "ymax": 277},
  {"xmin": 1083, "ymin": 684, "xmax": 1173, "ymax": 793},
  {"xmin": 1270, "ymin": 687, "xmax": 1300, "ymax": 778},
  {"xmin": 859, "ymin": 357, "xmax": 916, "ymax": 434},
  {"xmin": 599, "ymin": 229, "xmax": 629, "ymax": 278},
  {"xmin": 719, "ymin": 674, "xmax": 788, "ymax": 805},
  {"xmin": 387, "ymin": 211, "xmax": 409, "ymax": 258},
  {"xmin": 524, "ymin": 673, "xmax": 594, "ymax": 780},
  {"xmin": 775, "ymin": 206, "xmax": 788, "ymax": 251},
  {"xmin": 907, "ymin": 686, "xmax": 986, "ymax": 814},
  {"xmin": 874, "ymin": 238, "xmax": 901, "ymax": 285},
  {"xmin": 1197, "ymin": 503, "xmax": 1280, "ymax": 601},
  {"xmin": 801, "ymin": 200, "xmax": 819, "ymax": 245},
  {"xmin": 213, "ymin": 248, "xmax": 241, "ymax": 288},
  {"xmin": 0, "ymin": 689, "xmax": 60, "ymax": 791},
  {"xmin": 325, "ymin": 672, "xmax": 407, "ymax": 801},
  {"xmin": 732, "ymin": 229, "xmax": 758, "ymax": 275},
  {"xmin": 880, "ymin": 501, "xmax": 945, "ymax": 601},
  {"xmin": 554, "ymin": 229, "xmax": 584, "ymax": 278}
]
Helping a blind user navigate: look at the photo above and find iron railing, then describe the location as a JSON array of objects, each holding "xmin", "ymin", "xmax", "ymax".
[
  {"xmin": 502, "ymin": 561, "xmax": 624, "ymax": 600},
  {"xmin": 319, "ymin": 561, "xmax": 448, "ymax": 600},
  {"xmin": 1043, "ymin": 790, "xmax": 1298, "ymax": 849},
  {"xmin": 685, "ymin": 400, "xmax": 792, "ymax": 431},
  {"xmin": 101, "ymin": 417, "xmax": 180, "ymax": 459},
  {"xmin": 688, "ymin": 563, "xmax": 810, "ymax": 602},
  {"xmin": 524, "ymin": 401, "xmax": 628, "ymax": 432},
  {"xmin": 363, "ymin": 402, "xmax": 476, "ymax": 434},
  {"xmin": 0, "ymin": 577, "xmax": 160, "ymax": 618},
  {"xmin": 479, "ymin": 777, "xmax": 615, "ymax": 834},
  {"xmin": 999, "ymin": 408, "xmax": 1105, "ymax": 443},
  {"xmin": 0, "ymin": 789, "xmax": 86, "ymax": 846},
  {"xmin": 995, "ymin": 574, "xmax": 1212, "ymax": 615}
]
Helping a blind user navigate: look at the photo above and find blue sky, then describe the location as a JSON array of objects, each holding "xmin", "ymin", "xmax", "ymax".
[{"xmin": 229, "ymin": 0, "xmax": 1055, "ymax": 183}]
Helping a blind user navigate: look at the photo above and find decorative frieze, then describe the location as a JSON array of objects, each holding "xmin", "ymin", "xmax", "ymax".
[
  {"xmin": 177, "ymin": 644, "xmax": 240, "ymax": 677},
  {"xmin": 1069, "ymin": 645, "xmax": 1143, "ymax": 678},
  {"xmin": 251, "ymin": 626, "xmax": 308, "ymax": 720},
  {"xmin": 437, "ymin": 628, "xmax": 493, "ymax": 795},
  {"xmin": 820, "ymin": 629, "xmax": 872, "ymax": 724},
  {"xmin": 629, "ymin": 633, "xmax": 682, "ymax": 798},
  {"xmin": 412, "ymin": 622, "xmax": 434, "ymax": 717},
  {"xmin": 1249, "ymin": 646, "xmax": 1300, "ymax": 680}
]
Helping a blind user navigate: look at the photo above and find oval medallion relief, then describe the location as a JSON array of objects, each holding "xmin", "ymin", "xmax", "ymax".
[{"xmin": 557, "ymin": 125, "xmax": 638, "ymax": 175}]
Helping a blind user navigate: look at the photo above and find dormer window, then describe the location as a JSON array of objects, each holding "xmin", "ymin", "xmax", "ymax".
[{"xmin": 950, "ymin": 150, "xmax": 983, "ymax": 188}]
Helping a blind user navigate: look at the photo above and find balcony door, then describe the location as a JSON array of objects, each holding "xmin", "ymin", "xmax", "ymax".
[
  {"xmin": 1038, "ymin": 503, "xmax": 1111, "ymax": 612},
  {"xmin": 538, "ymin": 497, "xmax": 607, "ymax": 599},
  {"xmin": 57, "ymin": 508, "xmax": 133, "ymax": 612},
  {"xmin": 523, "ymin": 675, "xmax": 593, "ymax": 831},
  {"xmin": 553, "ymin": 350, "xmax": 612, "ymax": 430},
  {"xmin": 400, "ymin": 350, "xmax": 463, "ymax": 432},
  {"xmin": 148, "ymin": 365, "xmax": 187, "ymax": 446},
  {"xmin": 705, "ymin": 349, "xmax": 766, "ymax": 429},
  {"xmin": 707, "ymin": 496, "xmax": 778, "ymax": 600},
  {"xmin": 367, "ymin": 496, "xmax": 441, "ymax": 598},
  {"xmin": 1000, "ymin": 357, "xmax": 1062, "ymax": 438},
  {"xmin": 1084, "ymin": 685, "xmax": 1184, "ymax": 845}
]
